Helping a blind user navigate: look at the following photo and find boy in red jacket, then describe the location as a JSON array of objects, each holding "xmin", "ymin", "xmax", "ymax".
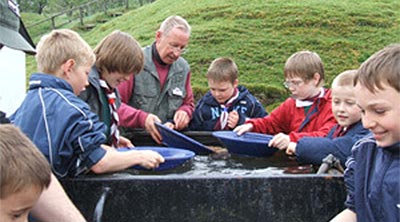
[{"xmin": 234, "ymin": 50, "xmax": 337, "ymax": 151}]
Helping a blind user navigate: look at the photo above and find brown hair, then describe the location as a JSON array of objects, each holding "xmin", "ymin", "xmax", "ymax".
[
  {"xmin": 354, "ymin": 44, "xmax": 400, "ymax": 93},
  {"xmin": 0, "ymin": 125, "xmax": 51, "ymax": 199},
  {"xmin": 94, "ymin": 30, "xmax": 144, "ymax": 76},
  {"xmin": 284, "ymin": 50, "xmax": 325, "ymax": 86},
  {"xmin": 206, "ymin": 57, "xmax": 238, "ymax": 83},
  {"xmin": 36, "ymin": 29, "xmax": 95, "ymax": 75},
  {"xmin": 331, "ymin": 69, "xmax": 358, "ymax": 88}
]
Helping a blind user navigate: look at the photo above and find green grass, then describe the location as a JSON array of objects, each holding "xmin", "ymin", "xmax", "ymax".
[{"xmin": 23, "ymin": 0, "xmax": 400, "ymax": 109}]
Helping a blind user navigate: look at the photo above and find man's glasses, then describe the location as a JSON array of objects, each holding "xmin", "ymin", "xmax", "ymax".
[
  {"xmin": 168, "ymin": 43, "xmax": 187, "ymax": 54},
  {"xmin": 283, "ymin": 80, "xmax": 304, "ymax": 88}
]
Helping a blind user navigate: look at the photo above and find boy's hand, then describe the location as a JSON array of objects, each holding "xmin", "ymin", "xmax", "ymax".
[
  {"xmin": 173, "ymin": 110, "xmax": 190, "ymax": 130},
  {"xmin": 227, "ymin": 110, "xmax": 239, "ymax": 129},
  {"xmin": 118, "ymin": 136, "xmax": 134, "ymax": 148},
  {"xmin": 137, "ymin": 150, "xmax": 165, "ymax": 169},
  {"xmin": 269, "ymin": 133, "xmax": 290, "ymax": 150},
  {"xmin": 145, "ymin": 114, "xmax": 162, "ymax": 144},
  {"xmin": 286, "ymin": 142, "xmax": 297, "ymax": 155},
  {"xmin": 233, "ymin": 123, "xmax": 253, "ymax": 135}
]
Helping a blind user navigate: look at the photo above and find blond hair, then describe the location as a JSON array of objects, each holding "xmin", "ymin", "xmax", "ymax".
[
  {"xmin": 331, "ymin": 70, "xmax": 358, "ymax": 88},
  {"xmin": 36, "ymin": 29, "xmax": 95, "ymax": 74},
  {"xmin": 206, "ymin": 57, "xmax": 238, "ymax": 84},
  {"xmin": 94, "ymin": 30, "xmax": 144, "ymax": 76},
  {"xmin": 354, "ymin": 44, "xmax": 400, "ymax": 93},
  {"xmin": 0, "ymin": 125, "xmax": 51, "ymax": 199},
  {"xmin": 284, "ymin": 50, "xmax": 325, "ymax": 86},
  {"xmin": 159, "ymin": 15, "xmax": 191, "ymax": 36}
]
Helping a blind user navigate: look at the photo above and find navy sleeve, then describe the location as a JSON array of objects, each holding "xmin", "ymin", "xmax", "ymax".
[
  {"xmin": 296, "ymin": 136, "xmax": 355, "ymax": 167},
  {"xmin": 188, "ymin": 97, "xmax": 218, "ymax": 131},
  {"xmin": 343, "ymin": 145, "xmax": 357, "ymax": 212}
]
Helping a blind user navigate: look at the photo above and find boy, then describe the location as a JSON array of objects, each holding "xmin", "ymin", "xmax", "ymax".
[
  {"xmin": 0, "ymin": 124, "xmax": 51, "ymax": 222},
  {"xmin": 331, "ymin": 44, "xmax": 400, "ymax": 222},
  {"xmin": 79, "ymin": 30, "xmax": 144, "ymax": 148},
  {"xmin": 234, "ymin": 50, "xmax": 337, "ymax": 151},
  {"xmin": 189, "ymin": 57, "xmax": 267, "ymax": 131},
  {"xmin": 10, "ymin": 29, "xmax": 164, "ymax": 179},
  {"xmin": 285, "ymin": 70, "xmax": 370, "ymax": 167}
]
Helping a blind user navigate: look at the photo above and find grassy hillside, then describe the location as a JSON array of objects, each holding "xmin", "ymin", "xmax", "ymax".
[{"xmin": 24, "ymin": 0, "xmax": 400, "ymax": 107}]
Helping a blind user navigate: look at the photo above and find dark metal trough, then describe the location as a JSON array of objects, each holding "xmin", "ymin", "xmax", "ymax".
[{"xmin": 60, "ymin": 130, "xmax": 347, "ymax": 222}]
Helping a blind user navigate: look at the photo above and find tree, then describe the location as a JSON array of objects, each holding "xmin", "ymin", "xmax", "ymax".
[{"xmin": 18, "ymin": 0, "xmax": 49, "ymax": 14}]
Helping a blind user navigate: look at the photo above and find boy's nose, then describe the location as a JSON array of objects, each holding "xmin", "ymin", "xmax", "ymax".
[{"xmin": 361, "ymin": 113, "xmax": 375, "ymax": 129}]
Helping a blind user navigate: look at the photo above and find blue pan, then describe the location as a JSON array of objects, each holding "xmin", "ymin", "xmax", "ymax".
[
  {"xmin": 155, "ymin": 122, "xmax": 214, "ymax": 155},
  {"xmin": 118, "ymin": 146, "xmax": 195, "ymax": 171},
  {"xmin": 212, "ymin": 131, "xmax": 278, "ymax": 157}
]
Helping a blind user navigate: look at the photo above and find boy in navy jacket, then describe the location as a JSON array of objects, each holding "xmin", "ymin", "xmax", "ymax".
[
  {"xmin": 331, "ymin": 44, "xmax": 400, "ymax": 222},
  {"xmin": 189, "ymin": 57, "xmax": 267, "ymax": 131},
  {"xmin": 285, "ymin": 70, "xmax": 370, "ymax": 167},
  {"xmin": 11, "ymin": 29, "xmax": 164, "ymax": 178}
]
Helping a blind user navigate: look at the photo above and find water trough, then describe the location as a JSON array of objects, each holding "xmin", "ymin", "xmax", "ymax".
[{"xmin": 60, "ymin": 130, "xmax": 347, "ymax": 222}]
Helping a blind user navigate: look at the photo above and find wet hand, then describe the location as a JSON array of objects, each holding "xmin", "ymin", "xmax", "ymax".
[
  {"xmin": 138, "ymin": 150, "xmax": 165, "ymax": 169},
  {"xmin": 233, "ymin": 123, "xmax": 253, "ymax": 136},
  {"xmin": 145, "ymin": 114, "xmax": 162, "ymax": 144}
]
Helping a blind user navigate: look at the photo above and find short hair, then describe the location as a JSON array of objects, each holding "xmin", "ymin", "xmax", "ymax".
[
  {"xmin": 354, "ymin": 44, "xmax": 400, "ymax": 93},
  {"xmin": 331, "ymin": 69, "xmax": 358, "ymax": 88},
  {"xmin": 0, "ymin": 125, "xmax": 51, "ymax": 199},
  {"xmin": 36, "ymin": 29, "xmax": 95, "ymax": 74},
  {"xmin": 206, "ymin": 57, "xmax": 238, "ymax": 83},
  {"xmin": 284, "ymin": 50, "xmax": 325, "ymax": 86},
  {"xmin": 159, "ymin": 15, "xmax": 191, "ymax": 36},
  {"xmin": 94, "ymin": 30, "xmax": 144, "ymax": 76}
]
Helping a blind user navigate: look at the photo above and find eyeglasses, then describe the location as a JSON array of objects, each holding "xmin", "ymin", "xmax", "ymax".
[
  {"xmin": 168, "ymin": 43, "xmax": 188, "ymax": 54},
  {"xmin": 283, "ymin": 80, "xmax": 304, "ymax": 88}
]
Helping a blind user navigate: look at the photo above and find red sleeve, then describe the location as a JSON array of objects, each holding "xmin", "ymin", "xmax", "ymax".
[
  {"xmin": 177, "ymin": 71, "xmax": 195, "ymax": 119},
  {"xmin": 246, "ymin": 98, "xmax": 294, "ymax": 135},
  {"xmin": 117, "ymin": 75, "xmax": 148, "ymax": 128}
]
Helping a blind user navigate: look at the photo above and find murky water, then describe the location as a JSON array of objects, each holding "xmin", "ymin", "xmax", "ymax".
[{"xmin": 116, "ymin": 150, "xmax": 316, "ymax": 176}]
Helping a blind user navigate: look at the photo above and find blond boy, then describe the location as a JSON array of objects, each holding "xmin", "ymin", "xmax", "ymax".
[{"xmin": 10, "ymin": 29, "xmax": 164, "ymax": 178}]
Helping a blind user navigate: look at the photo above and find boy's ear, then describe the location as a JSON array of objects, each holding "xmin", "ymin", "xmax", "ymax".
[
  {"xmin": 313, "ymin": 72, "xmax": 321, "ymax": 85},
  {"xmin": 61, "ymin": 59, "xmax": 76, "ymax": 77},
  {"xmin": 233, "ymin": 79, "xmax": 239, "ymax": 88}
]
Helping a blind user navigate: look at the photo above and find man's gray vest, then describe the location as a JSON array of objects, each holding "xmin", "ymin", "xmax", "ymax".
[{"xmin": 128, "ymin": 46, "xmax": 190, "ymax": 122}]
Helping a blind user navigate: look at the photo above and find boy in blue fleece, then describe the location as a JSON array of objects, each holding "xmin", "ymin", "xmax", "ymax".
[
  {"xmin": 331, "ymin": 44, "xmax": 400, "ymax": 222},
  {"xmin": 285, "ymin": 70, "xmax": 370, "ymax": 167},
  {"xmin": 189, "ymin": 57, "xmax": 267, "ymax": 131},
  {"xmin": 11, "ymin": 29, "xmax": 164, "ymax": 178}
]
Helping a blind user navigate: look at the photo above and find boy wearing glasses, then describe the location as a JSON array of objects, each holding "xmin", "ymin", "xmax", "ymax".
[
  {"xmin": 189, "ymin": 57, "xmax": 267, "ymax": 131},
  {"xmin": 234, "ymin": 50, "xmax": 337, "ymax": 151},
  {"xmin": 285, "ymin": 70, "xmax": 370, "ymax": 167}
]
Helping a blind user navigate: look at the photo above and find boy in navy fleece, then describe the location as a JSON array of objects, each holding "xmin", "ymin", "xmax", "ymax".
[
  {"xmin": 331, "ymin": 44, "xmax": 400, "ymax": 222},
  {"xmin": 285, "ymin": 70, "xmax": 370, "ymax": 167},
  {"xmin": 189, "ymin": 57, "xmax": 267, "ymax": 131},
  {"xmin": 11, "ymin": 29, "xmax": 164, "ymax": 178}
]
